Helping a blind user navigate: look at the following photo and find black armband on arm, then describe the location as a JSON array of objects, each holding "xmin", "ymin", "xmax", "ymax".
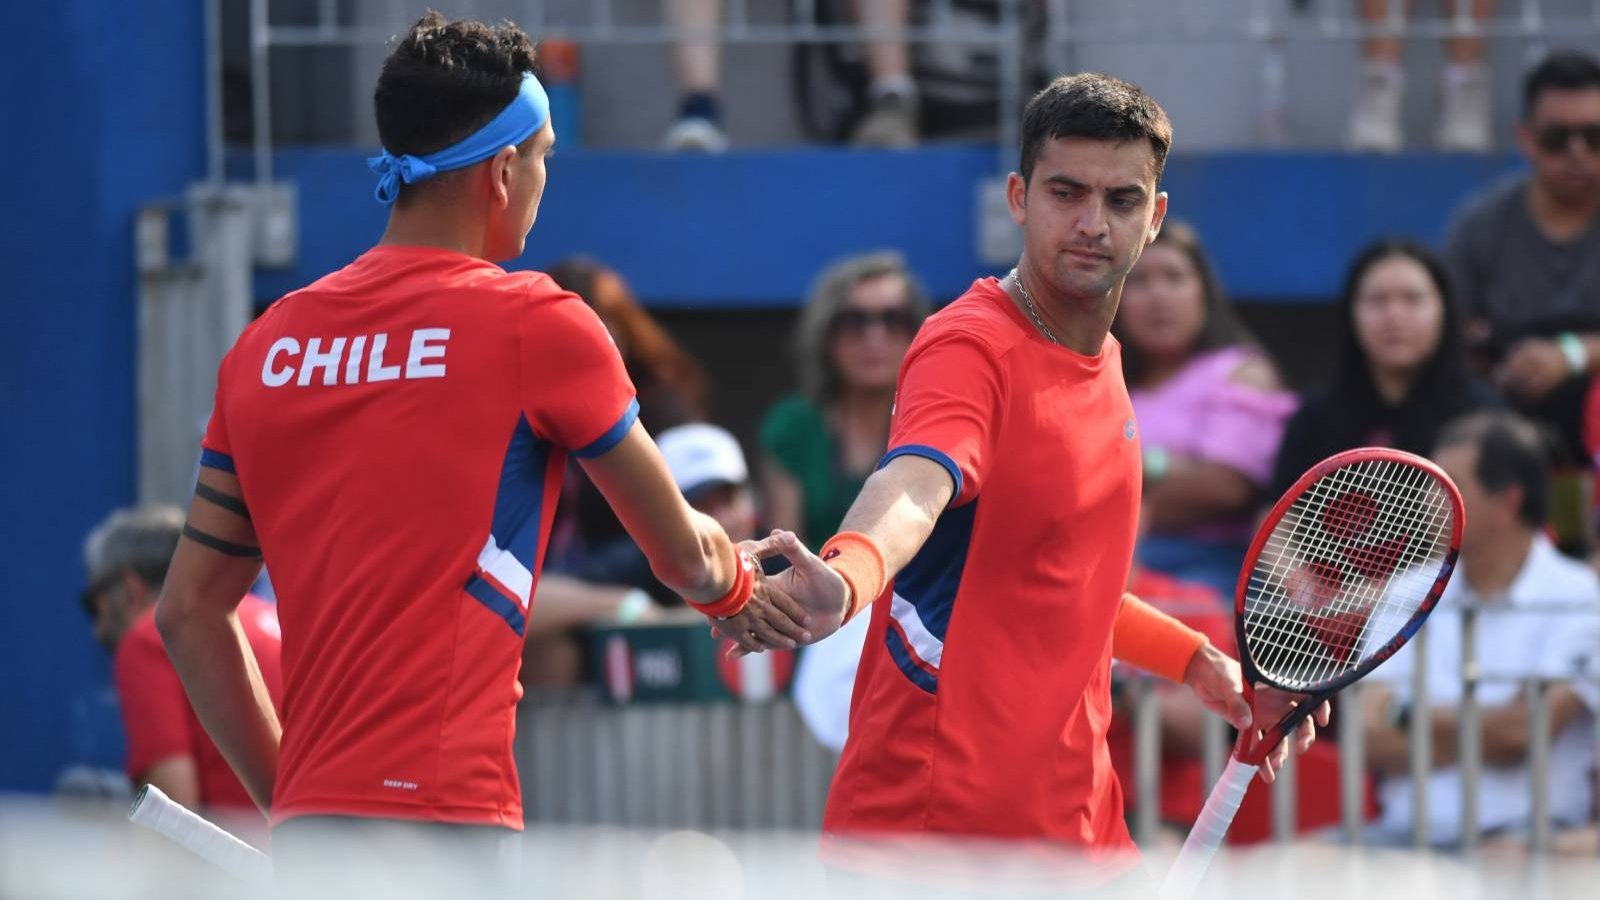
[
  {"xmin": 181, "ymin": 524, "xmax": 262, "ymax": 559},
  {"xmin": 194, "ymin": 482, "xmax": 250, "ymax": 520}
]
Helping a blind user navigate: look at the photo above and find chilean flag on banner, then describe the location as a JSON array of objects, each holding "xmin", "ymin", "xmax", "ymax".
[
  {"xmin": 714, "ymin": 640, "xmax": 795, "ymax": 702},
  {"xmin": 603, "ymin": 634, "xmax": 634, "ymax": 703}
]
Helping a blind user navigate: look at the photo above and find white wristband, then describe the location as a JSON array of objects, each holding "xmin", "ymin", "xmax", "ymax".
[{"xmin": 1559, "ymin": 332, "xmax": 1588, "ymax": 376}]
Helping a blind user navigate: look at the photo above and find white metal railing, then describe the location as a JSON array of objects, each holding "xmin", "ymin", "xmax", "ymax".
[
  {"xmin": 517, "ymin": 600, "xmax": 1600, "ymax": 858},
  {"xmin": 229, "ymin": 0, "xmax": 1600, "ymax": 190}
]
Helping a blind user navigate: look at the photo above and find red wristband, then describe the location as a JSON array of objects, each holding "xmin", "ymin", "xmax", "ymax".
[
  {"xmin": 820, "ymin": 532, "xmax": 887, "ymax": 623},
  {"xmin": 686, "ymin": 546, "xmax": 756, "ymax": 619}
]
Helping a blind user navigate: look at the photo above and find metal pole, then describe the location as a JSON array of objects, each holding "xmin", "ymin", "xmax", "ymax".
[
  {"xmin": 1409, "ymin": 623, "xmax": 1430, "ymax": 849},
  {"xmin": 1272, "ymin": 742, "xmax": 1297, "ymax": 844},
  {"xmin": 1527, "ymin": 678, "xmax": 1553, "ymax": 854},
  {"xmin": 1132, "ymin": 677, "xmax": 1161, "ymax": 844},
  {"xmin": 1340, "ymin": 684, "xmax": 1367, "ymax": 844},
  {"xmin": 205, "ymin": 0, "xmax": 223, "ymax": 186},
  {"xmin": 250, "ymin": 0, "xmax": 272, "ymax": 186},
  {"xmin": 1460, "ymin": 604, "xmax": 1482, "ymax": 853},
  {"xmin": 996, "ymin": 0, "xmax": 1023, "ymax": 174}
]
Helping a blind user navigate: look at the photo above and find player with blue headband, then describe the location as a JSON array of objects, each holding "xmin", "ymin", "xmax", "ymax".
[
  {"xmin": 156, "ymin": 12, "xmax": 813, "ymax": 894},
  {"xmin": 367, "ymin": 70, "xmax": 550, "ymax": 206}
]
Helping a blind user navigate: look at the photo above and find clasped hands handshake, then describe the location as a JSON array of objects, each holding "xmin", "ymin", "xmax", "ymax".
[{"xmin": 705, "ymin": 530, "xmax": 850, "ymax": 657}]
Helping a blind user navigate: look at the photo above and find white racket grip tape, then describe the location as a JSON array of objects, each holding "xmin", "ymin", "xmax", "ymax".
[
  {"xmin": 128, "ymin": 784, "xmax": 273, "ymax": 881},
  {"xmin": 1159, "ymin": 756, "xmax": 1258, "ymax": 900}
]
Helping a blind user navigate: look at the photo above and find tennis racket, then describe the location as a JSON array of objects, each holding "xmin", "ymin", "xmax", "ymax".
[
  {"xmin": 1159, "ymin": 448, "xmax": 1464, "ymax": 900},
  {"xmin": 128, "ymin": 784, "xmax": 273, "ymax": 881}
]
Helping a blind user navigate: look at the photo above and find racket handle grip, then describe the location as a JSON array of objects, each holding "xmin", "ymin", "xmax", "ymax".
[
  {"xmin": 128, "ymin": 784, "xmax": 273, "ymax": 881},
  {"xmin": 1159, "ymin": 756, "xmax": 1258, "ymax": 900}
]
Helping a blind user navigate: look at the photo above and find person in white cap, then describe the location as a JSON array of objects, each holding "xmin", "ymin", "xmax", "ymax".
[{"xmin": 657, "ymin": 423, "xmax": 759, "ymax": 544}]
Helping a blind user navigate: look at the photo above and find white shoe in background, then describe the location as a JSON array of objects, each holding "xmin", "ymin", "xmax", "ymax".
[
  {"xmin": 1347, "ymin": 60, "xmax": 1405, "ymax": 153},
  {"xmin": 1437, "ymin": 62, "xmax": 1492, "ymax": 153},
  {"xmin": 662, "ymin": 117, "xmax": 730, "ymax": 153}
]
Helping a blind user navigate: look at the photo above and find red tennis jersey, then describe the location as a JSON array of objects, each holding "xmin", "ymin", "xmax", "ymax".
[
  {"xmin": 200, "ymin": 245, "xmax": 637, "ymax": 828},
  {"xmin": 115, "ymin": 595, "xmax": 283, "ymax": 812},
  {"xmin": 823, "ymin": 277, "xmax": 1144, "ymax": 885}
]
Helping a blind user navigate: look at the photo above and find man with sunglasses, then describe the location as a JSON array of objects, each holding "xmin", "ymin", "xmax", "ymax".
[
  {"xmin": 80, "ymin": 506, "xmax": 282, "ymax": 822},
  {"xmin": 1445, "ymin": 51, "xmax": 1600, "ymax": 460}
]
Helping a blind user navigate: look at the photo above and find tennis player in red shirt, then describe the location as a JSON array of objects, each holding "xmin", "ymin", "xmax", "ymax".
[
  {"xmin": 152, "ymin": 13, "xmax": 805, "ymax": 887},
  {"xmin": 81, "ymin": 506, "xmax": 282, "ymax": 826},
  {"xmin": 762, "ymin": 74, "xmax": 1332, "ymax": 892}
]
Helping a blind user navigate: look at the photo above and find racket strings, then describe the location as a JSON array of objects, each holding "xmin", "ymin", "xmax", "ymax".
[
  {"xmin": 1249, "ymin": 461, "xmax": 1448, "ymax": 684},
  {"xmin": 1255, "ymin": 462, "xmax": 1446, "ymax": 671},
  {"xmin": 1250, "ymin": 460, "xmax": 1450, "ymax": 684},
  {"xmin": 1243, "ymin": 459, "xmax": 1455, "ymax": 690}
]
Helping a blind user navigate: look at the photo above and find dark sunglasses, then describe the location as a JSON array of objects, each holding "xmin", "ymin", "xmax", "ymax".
[
  {"xmin": 830, "ymin": 307, "xmax": 915, "ymax": 336},
  {"xmin": 1536, "ymin": 123, "xmax": 1600, "ymax": 154}
]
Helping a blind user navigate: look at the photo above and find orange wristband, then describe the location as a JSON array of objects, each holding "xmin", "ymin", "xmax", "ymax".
[
  {"xmin": 820, "ymin": 532, "xmax": 887, "ymax": 622},
  {"xmin": 686, "ymin": 547, "xmax": 755, "ymax": 619},
  {"xmin": 1111, "ymin": 592, "xmax": 1208, "ymax": 683}
]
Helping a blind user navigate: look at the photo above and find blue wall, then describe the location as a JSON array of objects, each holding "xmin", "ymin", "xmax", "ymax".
[
  {"xmin": 0, "ymin": 1, "xmax": 206, "ymax": 792},
  {"xmin": 258, "ymin": 146, "xmax": 1523, "ymax": 307}
]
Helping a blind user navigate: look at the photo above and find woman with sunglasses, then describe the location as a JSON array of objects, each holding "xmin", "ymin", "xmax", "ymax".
[
  {"xmin": 1444, "ymin": 50, "xmax": 1600, "ymax": 462},
  {"xmin": 760, "ymin": 252, "xmax": 931, "ymax": 548},
  {"xmin": 1113, "ymin": 222, "xmax": 1297, "ymax": 597}
]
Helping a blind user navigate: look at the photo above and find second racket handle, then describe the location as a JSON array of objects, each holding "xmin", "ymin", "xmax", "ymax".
[{"xmin": 1159, "ymin": 755, "xmax": 1258, "ymax": 900}]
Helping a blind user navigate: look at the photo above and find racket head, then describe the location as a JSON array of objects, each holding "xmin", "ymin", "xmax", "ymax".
[{"xmin": 1231, "ymin": 448, "xmax": 1464, "ymax": 761}]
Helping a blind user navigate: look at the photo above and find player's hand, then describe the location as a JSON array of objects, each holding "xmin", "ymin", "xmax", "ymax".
[
  {"xmin": 724, "ymin": 530, "xmax": 849, "ymax": 658},
  {"xmin": 1248, "ymin": 684, "xmax": 1331, "ymax": 784},
  {"xmin": 706, "ymin": 532, "xmax": 813, "ymax": 655},
  {"xmin": 1183, "ymin": 643, "xmax": 1253, "ymax": 733},
  {"xmin": 1495, "ymin": 338, "xmax": 1570, "ymax": 402}
]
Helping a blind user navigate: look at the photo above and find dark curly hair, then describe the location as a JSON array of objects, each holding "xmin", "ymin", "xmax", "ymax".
[{"xmin": 373, "ymin": 11, "xmax": 538, "ymax": 200}]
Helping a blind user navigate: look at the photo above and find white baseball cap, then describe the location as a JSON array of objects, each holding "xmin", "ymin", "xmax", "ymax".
[{"xmin": 656, "ymin": 423, "xmax": 749, "ymax": 500}]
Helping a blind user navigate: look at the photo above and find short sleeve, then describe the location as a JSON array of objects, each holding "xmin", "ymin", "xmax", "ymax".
[
  {"xmin": 883, "ymin": 329, "xmax": 1007, "ymax": 507},
  {"xmin": 1194, "ymin": 380, "xmax": 1298, "ymax": 486},
  {"xmin": 199, "ymin": 354, "xmax": 235, "ymax": 473},
  {"xmin": 1546, "ymin": 589, "xmax": 1600, "ymax": 712},
  {"xmin": 521, "ymin": 292, "xmax": 639, "ymax": 456},
  {"xmin": 1442, "ymin": 195, "xmax": 1490, "ymax": 323},
  {"xmin": 114, "ymin": 624, "xmax": 195, "ymax": 781}
]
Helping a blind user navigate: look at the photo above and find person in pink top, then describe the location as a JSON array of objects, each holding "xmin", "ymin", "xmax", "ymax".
[{"xmin": 1113, "ymin": 222, "xmax": 1297, "ymax": 595}]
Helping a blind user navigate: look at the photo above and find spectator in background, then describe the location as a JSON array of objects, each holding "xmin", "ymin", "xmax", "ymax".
[
  {"xmin": 81, "ymin": 506, "xmax": 282, "ymax": 824},
  {"xmin": 1347, "ymin": 0, "xmax": 1497, "ymax": 152},
  {"xmin": 760, "ymin": 251, "xmax": 930, "ymax": 545},
  {"xmin": 1114, "ymin": 222, "xmax": 1297, "ymax": 595},
  {"xmin": 1444, "ymin": 50, "xmax": 1600, "ymax": 461},
  {"xmin": 1272, "ymin": 239, "xmax": 1500, "ymax": 496},
  {"xmin": 663, "ymin": 0, "xmax": 920, "ymax": 150},
  {"xmin": 1359, "ymin": 412, "xmax": 1600, "ymax": 847},
  {"xmin": 521, "ymin": 423, "xmax": 757, "ymax": 687},
  {"xmin": 547, "ymin": 257, "xmax": 708, "ymax": 432},
  {"xmin": 546, "ymin": 257, "xmax": 709, "ymax": 570}
]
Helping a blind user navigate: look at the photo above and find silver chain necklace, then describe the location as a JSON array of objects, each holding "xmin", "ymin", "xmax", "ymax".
[{"xmin": 1008, "ymin": 267, "xmax": 1061, "ymax": 345}]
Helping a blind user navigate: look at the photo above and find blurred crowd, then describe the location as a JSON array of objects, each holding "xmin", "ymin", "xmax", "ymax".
[{"xmin": 74, "ymin": 48, "xmax": 1600, "ymax": 857}]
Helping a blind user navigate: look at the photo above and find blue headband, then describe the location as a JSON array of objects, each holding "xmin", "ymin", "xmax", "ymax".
[{"xmin": 367, "ymin": 71, "xmax": 550, "ymax": 206}]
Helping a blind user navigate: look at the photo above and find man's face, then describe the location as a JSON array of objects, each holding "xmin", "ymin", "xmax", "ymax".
[
  {"xmin": 82, "ymin": 572, "xmax": 145, "ymax": 652},
  {"xmin": 691, "ymin": 483, "xmax": 758, "ymax": 543},
  {"xmin": 1520, "ymin": 88, "xmax": 1600, "ymax": 204},
  {"xmin": 1007, "ymin": 136, "xmax": 1167, "ymax": 308},
  {"xmin": 1432, "ymin": 442, "xmax": 1505, "ymax": 556}
]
